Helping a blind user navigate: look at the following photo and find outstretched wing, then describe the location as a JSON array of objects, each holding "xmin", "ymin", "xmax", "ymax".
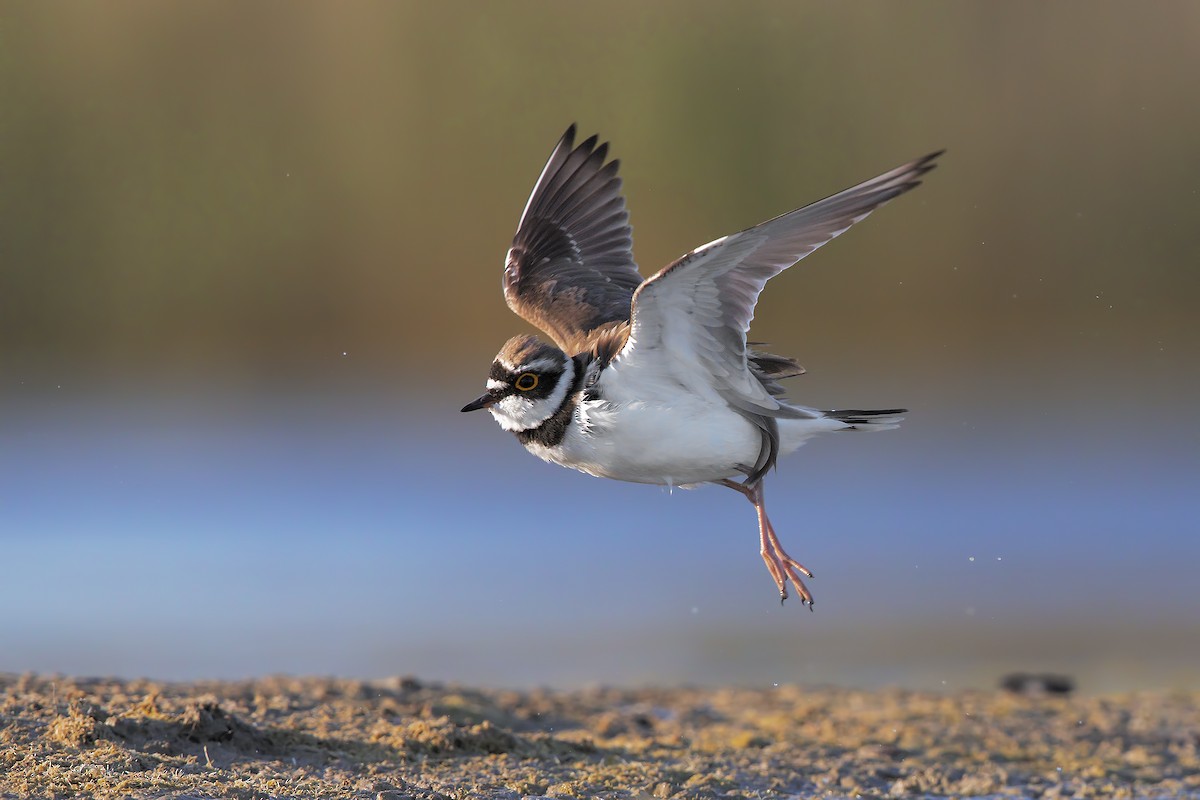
[
  {"xmin": 618, "ymin": 150, "xmax": 942, "ymax": 420},
  {"xmin": 503, "ymin": 125, "xmax": 644, "ymax": 355}
]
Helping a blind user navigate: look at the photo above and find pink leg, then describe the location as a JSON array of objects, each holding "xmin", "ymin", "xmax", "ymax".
[{"xmin": 720, "ymin": 479, "xmax": 815, "ymax": 608}]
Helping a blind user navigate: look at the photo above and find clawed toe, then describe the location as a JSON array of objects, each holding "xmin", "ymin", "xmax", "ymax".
[{"xmin": 762, "ymin": 546, "xmax": 815, "ymax": 608}]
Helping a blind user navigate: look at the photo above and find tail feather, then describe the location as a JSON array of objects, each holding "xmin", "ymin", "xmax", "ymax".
[{"xmin": 825, "ymin": 408, "xmax": 906, "ymax": 431}]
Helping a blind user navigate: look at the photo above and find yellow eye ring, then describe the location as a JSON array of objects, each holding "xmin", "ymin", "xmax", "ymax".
[{"xmin": 515, "ymin": 373, "xmax": 539, "ymax": 391}]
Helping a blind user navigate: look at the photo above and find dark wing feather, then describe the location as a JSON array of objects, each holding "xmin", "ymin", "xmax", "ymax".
[
  {"xmin": 503, "ymin": 125, "xmax": 643, "ymax": 355},
  {"xmin": 748, "ymin": 349, "xmax": 805, "ymax": 396}
]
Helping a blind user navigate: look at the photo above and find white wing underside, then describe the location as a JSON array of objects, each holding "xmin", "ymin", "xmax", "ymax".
[{"xmin": 612, "ymin": 151, "xmax": 941, "ymax": 420}]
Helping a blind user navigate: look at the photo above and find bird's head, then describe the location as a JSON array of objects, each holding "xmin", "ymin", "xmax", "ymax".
[{"xmin": 460, "ymin": 334, "xmax": 576, "ymax": 432}]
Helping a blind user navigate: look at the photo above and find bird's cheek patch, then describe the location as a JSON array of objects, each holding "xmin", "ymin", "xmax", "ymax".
[{"xmin": 491, "ymin": 395, "xmax": 542, "ymax": 432}]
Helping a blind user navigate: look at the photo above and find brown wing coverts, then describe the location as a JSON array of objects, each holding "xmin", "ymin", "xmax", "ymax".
[{"xmin": 503, "ymin": 125, "xmax": 643, "ymax": 355}]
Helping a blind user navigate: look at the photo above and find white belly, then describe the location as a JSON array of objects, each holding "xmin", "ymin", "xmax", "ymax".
[
  {"xmin": 568, "ymin": 397, "xmax": 761, "ymax": 485},
  {"xmin": 523, "ymin": 395, "xmax": 847, "ymax": 486}
]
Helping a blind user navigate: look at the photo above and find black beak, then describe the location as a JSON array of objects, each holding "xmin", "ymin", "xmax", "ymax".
[{"xmin": 460, "ymin": 391, "xmax": 497, "ymax": 413}]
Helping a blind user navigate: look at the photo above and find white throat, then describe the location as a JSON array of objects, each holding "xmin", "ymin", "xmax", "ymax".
[{"xmin": 488, "ymin": 357, "xmax": 576, "ymax": 432}]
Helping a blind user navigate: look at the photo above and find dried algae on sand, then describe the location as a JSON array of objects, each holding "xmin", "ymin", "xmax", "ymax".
[{"xmin": 2, "ymin": 673, "xmax": 1198, "ymax": 798}]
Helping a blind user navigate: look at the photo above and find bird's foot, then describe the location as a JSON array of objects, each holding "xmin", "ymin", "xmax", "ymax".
[
  {"xmin": 761, "ymin": 542, "xmax": 815, "ymax": 609},
  {"xmin": 720, "ymin": 477, "xmax": 817, "ymax": 610}
]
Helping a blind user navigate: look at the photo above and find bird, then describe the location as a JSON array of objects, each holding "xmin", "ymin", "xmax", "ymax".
[{"xmin": 462, "ymin": 125, "xmax": 940, "ymax": 608}]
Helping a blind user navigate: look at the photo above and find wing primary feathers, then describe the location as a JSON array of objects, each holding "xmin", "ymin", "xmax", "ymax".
[{"xmin": 503, "ymin": 127, "xmax": 642, "ymax": 355}]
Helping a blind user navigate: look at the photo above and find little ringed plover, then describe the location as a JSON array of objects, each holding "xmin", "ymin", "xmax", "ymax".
[{"xmin": 462, "ymin": 125, "xmax": 940, "ymax": 608}]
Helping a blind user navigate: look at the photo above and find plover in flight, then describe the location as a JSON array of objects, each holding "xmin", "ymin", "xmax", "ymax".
[{"xmin": 463, "ymin": 126, "xmax": 940, "ymax": 607}]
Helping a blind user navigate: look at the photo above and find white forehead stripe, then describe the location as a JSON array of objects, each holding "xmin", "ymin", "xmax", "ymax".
[
  {"xmin": 498, "ymin": 355, "xmax": 562, "ymax": 374},
  {"xmin": 486, "ymin": 378, "xmax": 507, "ymax": 390},
  {"xmin": 521, "ymin": 357, "xmax": 563, "ymax": 373}
]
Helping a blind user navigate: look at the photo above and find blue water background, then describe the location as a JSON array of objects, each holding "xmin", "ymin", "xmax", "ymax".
[{"xmin": 3, "ymin": 374, "xmax": 1196, "ymax": 692}]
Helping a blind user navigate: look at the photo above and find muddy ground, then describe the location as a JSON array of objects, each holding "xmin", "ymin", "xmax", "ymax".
[{"xmin": 2, "ymin": 674, "xmax": 1197, "ymax": 799}]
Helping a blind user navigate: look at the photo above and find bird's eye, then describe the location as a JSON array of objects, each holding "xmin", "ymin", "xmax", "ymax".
[{"xmin": 515, "ymin": 373, "xmax": 539, "ymax": 391}]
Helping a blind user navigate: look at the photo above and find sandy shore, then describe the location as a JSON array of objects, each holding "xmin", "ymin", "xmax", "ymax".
[{"xmin": 2, "ymin": 673, "xmax": 1197, "ymax": 799}]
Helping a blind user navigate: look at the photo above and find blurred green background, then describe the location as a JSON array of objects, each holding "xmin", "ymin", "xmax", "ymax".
[
  {"xmin": 6, "ymin": 2, "xmax": 1197, "ymax": 384},
  {"xmin": 3, "ymin": 2, "xmax": 1198, "ymax": 690}
]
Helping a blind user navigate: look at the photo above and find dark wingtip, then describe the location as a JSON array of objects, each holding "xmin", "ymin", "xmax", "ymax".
[
  {"xmin": 557, "ymin": 124, "xmax": 577, "ymax": 150},
  {"xmin": 914, "ymin": 149, "xmax": 946, "ymax": 177}
]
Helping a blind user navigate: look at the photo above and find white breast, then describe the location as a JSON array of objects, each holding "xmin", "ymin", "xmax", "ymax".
[
  {"xmin": 520, "ymin": 360, "xmax": 855, "ymax": 487},
  {"xmin": 515, "ymin": 356, "xmax": 751, "ymax": 485}
]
